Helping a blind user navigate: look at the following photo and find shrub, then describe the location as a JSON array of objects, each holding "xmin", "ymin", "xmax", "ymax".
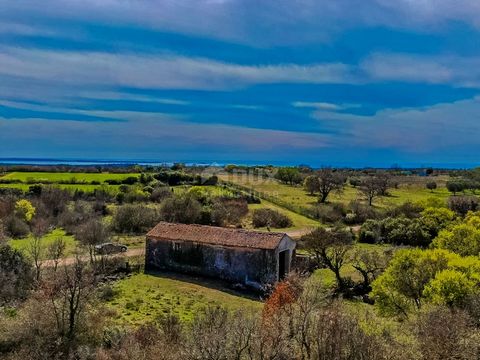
[
  {"xmin": 0, "ymin": 244, "xmax": 34, "ymax": 305},
  {"xmin": 112, "ymin": 204, "xmax": 159, "ymax": 233},
  {"xmin": 446, "ymin": 180, "xmax": 465, "ymax": 195},
  {"xmin": 310, "ymin": 203, "xmax": 346, "ymax": 223},
  {"xmin": 426, "ymin": 181, "xmax": 437, "ymax": 192},
  {"xmin": 211, "ymin": 198, "xmax": 249, "ymax": 226},
  {"xmin": 160, "ymin": 194, "xmax": 202, "ymax": 224},
  {"xmin": 150, "ymin": 187, "xmax": 173, "ymax": 203},
  {"xmin": 252, "ymin": 208, "xmax": 292, "ymax": 228},
  {"xmin": 448, "ymin": 196, "xmax": 479, "ymax": 216},
  {"xmin": 359, "ymin": 216, "xmax": 431, "ymax": 246},
  {"xmin": 5, "ymin": 215, "xmax": 30, "ymax": 238}
]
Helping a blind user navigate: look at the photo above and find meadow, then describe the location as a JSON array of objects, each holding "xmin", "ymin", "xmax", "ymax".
[
  {"xmin": 1, "ymin": 172, "xmax": 139, "ymax": 182},
  {"xmin": 219, "ymin": 173, "xmax": 452, "ymax": 210},
  {"xmin": 8, "ymin": 228, "xmax": 78, "ymax": 257},
  {"xmin": 105, "ymin": 273, "xmax": 263, "ymax": 325}
]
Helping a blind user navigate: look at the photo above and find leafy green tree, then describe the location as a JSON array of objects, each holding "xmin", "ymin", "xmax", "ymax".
[
  {"xmin": 432, "ymin": 216, "xmax": 480, "ymax": 257},
  {"xmin": 303, "ymin": 175, "xmax": 320, "ymax": 195},
  {"xmin": 372, "ymin": 249, "xmax": 480, "ymax": 316},
  {"xmin": 274, "ymin": 167, "xmax": 303, "ymax": 186},
  {"xmin": 14, "ymin": 199, "xmax": 35, "ymax": 222},
  {"xmin": 426, "ymin": 181, "xmax": 437, "ymax": 192},
  {"xmin": 423, "ymin": 269, "xmax": 478, "ymax": 307},
  {"xmin": 446, "ymin": 180, "xmax": 465, "ymax": 195},
  {"xmin": 372, "ymin": 249, "xmax": 455, "ymax": 315},
  {"xmin": 420, "ymin": 207, "xmax": 456, "ymax": 238}
]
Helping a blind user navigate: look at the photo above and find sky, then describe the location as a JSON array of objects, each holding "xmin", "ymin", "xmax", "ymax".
[{"xmin": 1, "ymin": 0, "xmax": 480, "ymax": 167}]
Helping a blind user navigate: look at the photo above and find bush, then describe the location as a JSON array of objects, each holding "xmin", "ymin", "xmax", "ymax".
[
  {"xmin": 211, "ymin": 198, "xmax": 249, "ymax": 226},
  {"xmin": 112, "ymin": 204, "xmax": 159, "ymax": 233},
  {"xmin": 310, "ymin": 203, "xmax": 346, "ymax": 223},
  {"xmin": 160, "ymin": 194, "xmax": 202, "ymax": 224},
  {"xmin": 150, "ymin": 187, "xmax": 173, "ymax": 203},
  {"xmin": 448, "ymin": 196, "xmax": 479, "ymax": 216},
  {"xmin": 359, "ymin": 216, "xmax": 431, "ymax": 246},
  {"xmin": 346, "ymin": 200, "xmax": 379, "ymax": 224},
  {"xmin": 0, "ymin": 244, "xmax": 34, "ymax": 305},
  {"xmin": 4, "ymin": 215, "xmax": 30, "ymax": 238},
  {"xmin": 252, "ymin": 208, "xmax": 292, "ymax": 228},
  {"xmin": 386, "ymin": 201, "xmax": 423, "ymax": 219}
]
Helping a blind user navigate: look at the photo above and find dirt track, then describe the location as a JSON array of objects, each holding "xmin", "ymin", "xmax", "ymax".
[{"xmin": 42, "ymin": 247, "xmax": 145, "ymax": 267}]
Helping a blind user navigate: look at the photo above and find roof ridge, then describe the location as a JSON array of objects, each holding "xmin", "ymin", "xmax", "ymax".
[{"xmin": 146, "ymin": 222, "xmax": 288, "ymax": 250}]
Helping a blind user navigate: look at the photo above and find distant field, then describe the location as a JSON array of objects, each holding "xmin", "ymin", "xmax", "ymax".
[
  {"xmin": 219, "ymin": 174, "xmax": 452, "ymax": 209},
  {"xmin": 2, "ymin": 172, "xmax": 139, "ymax": 182},
  {"xmin": 0, "ymin": 183, "xmax": 121, "ymax": 194},
  {"xmin": 106, "ymin": 273, "xmax": 263, "ymax": 325}
]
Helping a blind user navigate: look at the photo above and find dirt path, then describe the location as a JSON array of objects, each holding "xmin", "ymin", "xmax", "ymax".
[{"xmin": 42, "ymin": 247, "xmax": 145, "ymax": 267}]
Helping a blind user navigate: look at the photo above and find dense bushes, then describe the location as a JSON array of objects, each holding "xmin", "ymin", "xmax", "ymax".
[
  {"xmin": 112, "ymin": 204, "xmax": 159, "ymax": 233},
  {"xmin": 372, "ymin": 248, "xmax": 480, "ymax": 315},
  {"xmin": 359, "ymin": 207, "xmax": 457, "ymax": 246},
  {"xmin": 252, "ymin": 208, "xmax": 292, "ymax": 228},
  {"xmin": 160, "ymin": 194, "xmax": 202, "ymax": 224},
  {"xmin": 0, "ymin": 245, "xmax": 33, "ymax": 305},
  {"xmin": 359, "ymin": 217, "xmax": 430, "ymax": 246},
  {"xmin": 210, "ymin": 198, "xmax": 249, "ymax": 226},
  {"xmin": 448, "ymin": 195, "xmax": 479, "ymax": 216}
]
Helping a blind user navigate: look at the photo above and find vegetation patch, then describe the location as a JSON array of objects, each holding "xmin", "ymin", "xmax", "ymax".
[{"xmin": 105, "ymin": 273, "xmax": 263, "ymax": 325}]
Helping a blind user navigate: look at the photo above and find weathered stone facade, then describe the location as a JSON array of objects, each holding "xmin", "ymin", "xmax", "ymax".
[{"xmin": 145, "ymin": 222, "xmax": 296, "ymax": 289}]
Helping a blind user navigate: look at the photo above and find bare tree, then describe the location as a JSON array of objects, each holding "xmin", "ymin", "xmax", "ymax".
[
  {"xmin": 47, "ymin": 237, "xmax": 66, "ymax": 272},
  {"xmin": 317, "ymin": 168, "xmax": 345, "ymax": 203},
  {"xmin": 359, "ymin": 177, "xmax": 380, "ymax": 206},
  {"xmin": 301, "ymin": 227, "xmax": 354, "ymax": 290},
  {"xmin": 75, "ymin": 218, "xmax": 110, "ymax": 265},
  {"xmin": 42, "ymin": 256, "xmax": 95, "ymax": 355},
  {"xmin": 28, "ymin": 219, "xmax": 48, "ymax": 281},
  {"xmin": 351, "ymin": 248, "xmax": 392, "ymax": 289}
]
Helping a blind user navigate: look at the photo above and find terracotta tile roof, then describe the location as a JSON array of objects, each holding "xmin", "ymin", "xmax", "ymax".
[{"xmin": 146, "ymin": 222, "xmax": 287, "ymax": 250}]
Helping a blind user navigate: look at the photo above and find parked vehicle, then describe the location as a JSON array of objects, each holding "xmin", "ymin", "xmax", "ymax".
[{"xmin": 94, "ymin": 243, "xmax": 128, "ymax": 255}]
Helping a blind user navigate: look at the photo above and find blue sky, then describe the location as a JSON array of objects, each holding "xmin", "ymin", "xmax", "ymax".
[{"xmin": 1, "ymin": 1, "xmax": 480, "ymax": 167}]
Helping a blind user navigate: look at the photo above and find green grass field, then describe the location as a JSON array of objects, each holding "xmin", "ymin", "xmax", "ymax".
[
  {"xmin": 219, "ymin": 173, "xmax": 452, "ymax": 210},
  {"xmin": 2, "ymin": 172, "xmax": 139, "ymax": 182},
  {"xmin": 9, "ymin": 228, "xmax": 79, "ymax": 258},
  {"xmin": 246, "ymin": 200, "xmax": 320, "ymax": 231},
  {"xmin": 106, "ymin": 273, "xmax": 263, "ymax": 325},
  {"xmin": 0, "ymin": 183, "xmax": 121, "ymax": 194}
]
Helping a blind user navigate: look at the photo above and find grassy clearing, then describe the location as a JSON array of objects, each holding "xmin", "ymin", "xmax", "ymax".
[
  {"xmin": 9, "ymin": 228, "xmax": 79, "ymax": 258},
  {"xmin": 106, "ymin": 273, "xmax": 263, "ymax": 325},
  {"xmin": 220, "ymin": 174, "xmax": 452, "ymax": 210},
  {"xmin": 246, "ymin": 200, "xmax": 320, "ymax": 232},
  {"xmin": 308, "ymin": 243, "xmax": 391, "ymax": 289},
  {"xmin": 2, "ymin": 172, "xmax": 139, "ymax": 182}
]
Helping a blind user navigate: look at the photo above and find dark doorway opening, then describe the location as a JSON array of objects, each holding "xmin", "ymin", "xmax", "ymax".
[{"xmin": 278, "ymin": 250, "xmax": 288, "ymax": 280}]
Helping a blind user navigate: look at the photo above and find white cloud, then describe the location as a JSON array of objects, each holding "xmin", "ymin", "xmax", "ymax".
[
  {"xmin": 293, "ymin": 102, "xmax": 342, "ymax": 111},
  {"xmin": 362, "ymin": 53, "xmax": 480, "ymax": 87},
  {"xmin": 3, "ymin": 0, "xmax": 480, "ymax": 46},
  {"xmin": 313, "ymin": 96, "xmax": 480, "ymax": 152},
  {"xmin": 0, "ymin": 47, "xmax": 354, "ymax": 91}
]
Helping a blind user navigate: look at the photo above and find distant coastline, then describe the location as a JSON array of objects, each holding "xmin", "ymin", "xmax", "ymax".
[{"xmin": 0, "ymin": 158, "xmax": 476, "ymax": 169}]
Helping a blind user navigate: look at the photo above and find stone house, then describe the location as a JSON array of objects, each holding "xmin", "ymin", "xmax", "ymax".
[{"xmin": 145, "ymin": 222, "xmax": 296, "ymax": 290}]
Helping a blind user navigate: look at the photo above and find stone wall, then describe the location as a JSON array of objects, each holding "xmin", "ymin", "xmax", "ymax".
[{"xmin": 145, "ymin": 237, "xmax": 278, "ymax": 287}]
